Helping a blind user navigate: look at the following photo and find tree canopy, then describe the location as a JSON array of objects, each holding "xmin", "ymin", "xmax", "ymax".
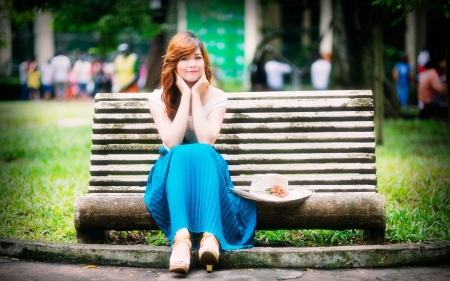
[
  {"xmin": 372, "ymin": 0, "xmax": 450, "ymax": 24},
  {"xmin": 10, "ymin": 0, "xmax": 165, "ymax": 57}
]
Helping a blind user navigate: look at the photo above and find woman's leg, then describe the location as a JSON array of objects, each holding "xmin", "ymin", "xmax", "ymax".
[{"xmin": 201, "ymin": 232, "xmax": 219, "ymax": 251}]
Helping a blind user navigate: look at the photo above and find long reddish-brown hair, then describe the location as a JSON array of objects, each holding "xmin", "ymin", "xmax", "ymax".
[{"xmin": 160, "ymin": 31, "xmax": 212, "ymax": 120}]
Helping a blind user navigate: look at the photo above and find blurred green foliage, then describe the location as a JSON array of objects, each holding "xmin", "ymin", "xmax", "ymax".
[
  {"xmin": 8, "ymin": 0, "xmax": 165, "ymax": 57},
  {"xmin": 372, "ymin": 0, "xmax": 450, "ymax": 23}
]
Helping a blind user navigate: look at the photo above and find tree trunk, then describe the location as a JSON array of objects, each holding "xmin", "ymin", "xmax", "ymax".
[
  {"xmin": 331, "ymin": 0, "xmax": 385, "ymax": 142},
  {"xmin": 144, "ymin": 33, "xmax": 165, "ymax": 91},
  {"xmin": 374, "ymin": 22, "xmax": 384, "ymax": 145},
  {"xmin": 331, "ymin": 0, "xmax": 375, "ymax": 89},
  {"xmin": 0, "ymin": 0, "xmax": 12, "ymax": 77},
  {"xmin": 446, "ymin": 17, "xmax": 450, "ymax": 124},
  {"xmin": 330, "ymin": 0, "xmax": 351, "ymax": 88},
  {"xmin": 144, "ymin": 0, "xmax": 170, "ymax": 91}
]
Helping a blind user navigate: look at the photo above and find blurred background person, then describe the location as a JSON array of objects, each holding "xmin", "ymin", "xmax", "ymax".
[
  {"xmin": 311, "ymin": 53, "xmax": 332, "ymax": 90},
  {"xmin": 92, "ymin": 58, "xmax": 113, "ymax": 94},
  {"xmin": 417, "ymin": 46, "xmax": 430, "ymax": 75},
  {"xmin": 51, "ymin": 50, "xmax": 71, "ymax": 100},
  {"xmin": 40, "ymin": 59, "xmax": 53, "ymax": 100},
  {"xmin": 264, "ymin": 59, "xmax": 292, "ymax": 91},
  {"xmin": 91, "ymin": 58, "xmax": 102, "ymax": 95},
  {"xmin": 418, "ymin": 60, "xmax": 446, "ymax": 118},
  {"xmin": 137, "ymin": 57, "xmax": 148, "ymax": 91},
  {"xmin": 19, "ymin": 59, "xmax": 29, "ymax": 100},
  {"xmin": 392, "ymin": 55, "xmax": 414, "ymax": 108},
  {"xmin": 113, "ymin": 43, "xmax": 139, "ymax": 93},
  {"xmin": 66, "ymin": 67, "xmax": 79, "ymax": 99},
  {"xmin": 27, "ymin": 59, "xmax": 41, "ymax": 101},
  {"xmin": 251, "ymin": 50, "xmax": 269, "ymax": 91},
  {"xmin": 102, "ymin": 61, "xmax": 114, "ymax": 92},
  {"xmin": 73, "ymin": 54, "xmax": 93, "ymax": 99}
]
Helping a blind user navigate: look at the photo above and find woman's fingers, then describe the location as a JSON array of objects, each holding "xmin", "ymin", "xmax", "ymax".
[
  {"xmin": 192, "ymin": 72, "xmax": 209, "ymax": 95},
  {"xmin": 175, "ymin": 72, "xmax": 191, "ymax": 95}
]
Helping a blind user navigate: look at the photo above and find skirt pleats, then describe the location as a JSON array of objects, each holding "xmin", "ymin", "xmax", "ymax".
[{"xmin": 144, "ymin": 143, "xmax": 257, "ymax": 250}]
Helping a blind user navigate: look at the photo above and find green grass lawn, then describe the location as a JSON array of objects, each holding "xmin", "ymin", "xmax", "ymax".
[{"xmin": 0, "ymin": 101, "xmax": 449, "ymax": 246}]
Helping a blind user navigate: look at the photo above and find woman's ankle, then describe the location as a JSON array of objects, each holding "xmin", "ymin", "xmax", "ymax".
[
  {"xmin": 202, "ymin": 233, "xmax": 219, "ymax": 250},
  {"xmin": 175, "ymin": 228, "xmax": 189, "ymax": 240}
]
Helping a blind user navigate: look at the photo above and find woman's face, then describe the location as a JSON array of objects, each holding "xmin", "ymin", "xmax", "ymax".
[{"xmin": 176, "ymin": 47, "xmax": 205, "ymax": 86}]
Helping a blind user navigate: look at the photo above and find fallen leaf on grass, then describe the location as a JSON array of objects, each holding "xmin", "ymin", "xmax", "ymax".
[{"xmin": 83, "ymin": 265, "xmax": 99, "ymax": 269}]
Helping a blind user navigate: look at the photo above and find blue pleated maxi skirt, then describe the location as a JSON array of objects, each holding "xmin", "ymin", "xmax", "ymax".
[{"xmin": 143, "ymin": 143, "xmax": 257, "ymax": 250}]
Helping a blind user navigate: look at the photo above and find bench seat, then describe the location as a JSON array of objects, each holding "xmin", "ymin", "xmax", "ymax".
[{"xmin": 74, "ymin": 90, "xmax": 385, "ymax": 244}]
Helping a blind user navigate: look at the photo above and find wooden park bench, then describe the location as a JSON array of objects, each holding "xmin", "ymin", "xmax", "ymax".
[{"xmin": 74, "ymin": 90, "xmax": 385, "ymax": 245}]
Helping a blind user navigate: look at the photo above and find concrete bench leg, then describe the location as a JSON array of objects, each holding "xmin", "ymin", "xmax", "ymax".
[
  {"xmin": 365, "ymin": 228, "xmax": 385, "ymax": 245},
  {"xmin": 76, "ymin": 230, "xmax": 110, "ymax": 244}
]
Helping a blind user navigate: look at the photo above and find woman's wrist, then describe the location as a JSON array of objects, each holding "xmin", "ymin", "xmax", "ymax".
[
  {"xmin": 191, "ymin": 91, "xmax": 202, "ymax": 98},
  {"xmin": 180, "ymin": 90, "xmax": 192, "ymax": 99},
  {"xmin": 191, "ymin": 92, "xmax": 202, "ymax": 105}
]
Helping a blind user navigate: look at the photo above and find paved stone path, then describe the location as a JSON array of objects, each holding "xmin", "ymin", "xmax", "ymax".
[{"xmin": 1, "ymin": 257, "xmax": 449, "ymax": 281}]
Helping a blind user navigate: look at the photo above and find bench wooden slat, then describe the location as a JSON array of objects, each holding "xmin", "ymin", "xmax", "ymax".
[
  {"xmin": 226, "ymin": 91, "xmax": 373, "ymax": 99},
  {"xmin": 87, "ymin": 184, "xmax": 377, "ymax": 193},
  {"xmin": 90, "ymin": 143, "xmax": 375, "ymax": 155},
  {"xmin": 89, "ymin": 163, "xmax": 376, "ymax": 176},
  {"xmin": 94, "ymin": 113, "xmax": 153, "ymax": 123},
  {"xmin": 226, "ymin": 98, "xmax": 374, "ymax": 113},
  {"xmin": 231, "ymin": 174, "xmax": 376, "ymax": 185},
  {"xmin": 234, "ymin": 185, "xmax": 377, "ymax": 192},
  {"xmin": 93, "ymin": 111, "xmax": 374, "ymax": 124},
  {"xmin": 91, "ymin": 144, "xmax": 160, "ymax": 154},
  {"xmin": 88, "ymin": 186, "xmax": 146, "ymax": 193},
  {"xmin": 230, "ymin": 163, "xmax": 376, "ymax": 174},
  {"xmin": 91, "ymin": 154, "xmax": 159, "ymax": 164},
  {"xmin": 90, "ymin": 152, "xmax": 375, "ymax": 165},
  {"xmin": 94, "ymin": 98, "xmax": 374, "ymax": 113},
  {"xmin": 91, "ymin": 132, "xmax": 375, "ymax": 144},
  {"xmin": 91, "ymin": 121, "xmax": 374, "ymax": 134},
  {"xmin": 89, "ymin": 174, "xmax": 377, "ymax": 186},
  {"xmin": 94, "ymin": 90, "xmax": 373, "ymax": 101},
  {"xmin": 217, "ymin": 143, "xmax": 375, "ymax": 153},
  {"xmin": 221, "ymin": 121, "xmax": 374, "ymax": 132},
  {"xmin": 223, "ymin": 111, "xmax": 374, "ymax": 122}
]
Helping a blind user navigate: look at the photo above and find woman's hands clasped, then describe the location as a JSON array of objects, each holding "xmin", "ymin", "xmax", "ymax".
[
  {"xmin": 175, "ymin": 72, "xmax": 209, "ymax": 97},
  {"xmin": 175, "ymin": 73, "xmax": 192, "ymax": 96},
  {"xmin": 191, "ymin": 72, "xmax": 209, "ymax": 96}
]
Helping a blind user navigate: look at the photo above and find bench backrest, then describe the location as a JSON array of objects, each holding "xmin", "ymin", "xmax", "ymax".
[{"xmin": 89, "ymin": 90, "xmax": 376, "ymax": 195}]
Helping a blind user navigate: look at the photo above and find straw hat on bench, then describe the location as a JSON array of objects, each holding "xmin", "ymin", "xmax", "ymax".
[{"xmin": 231, "ymin": 174, "xmax": 313, "ymax": 203}]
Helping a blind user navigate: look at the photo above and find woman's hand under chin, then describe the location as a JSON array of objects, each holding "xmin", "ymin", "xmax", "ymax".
[
  {"xmin": 191, "ymin": 72, "xmax": 209, "ymax": 97},
  {"xmin": 175, "ymin": 72, "xmax": 192, "ymax": 96}
]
